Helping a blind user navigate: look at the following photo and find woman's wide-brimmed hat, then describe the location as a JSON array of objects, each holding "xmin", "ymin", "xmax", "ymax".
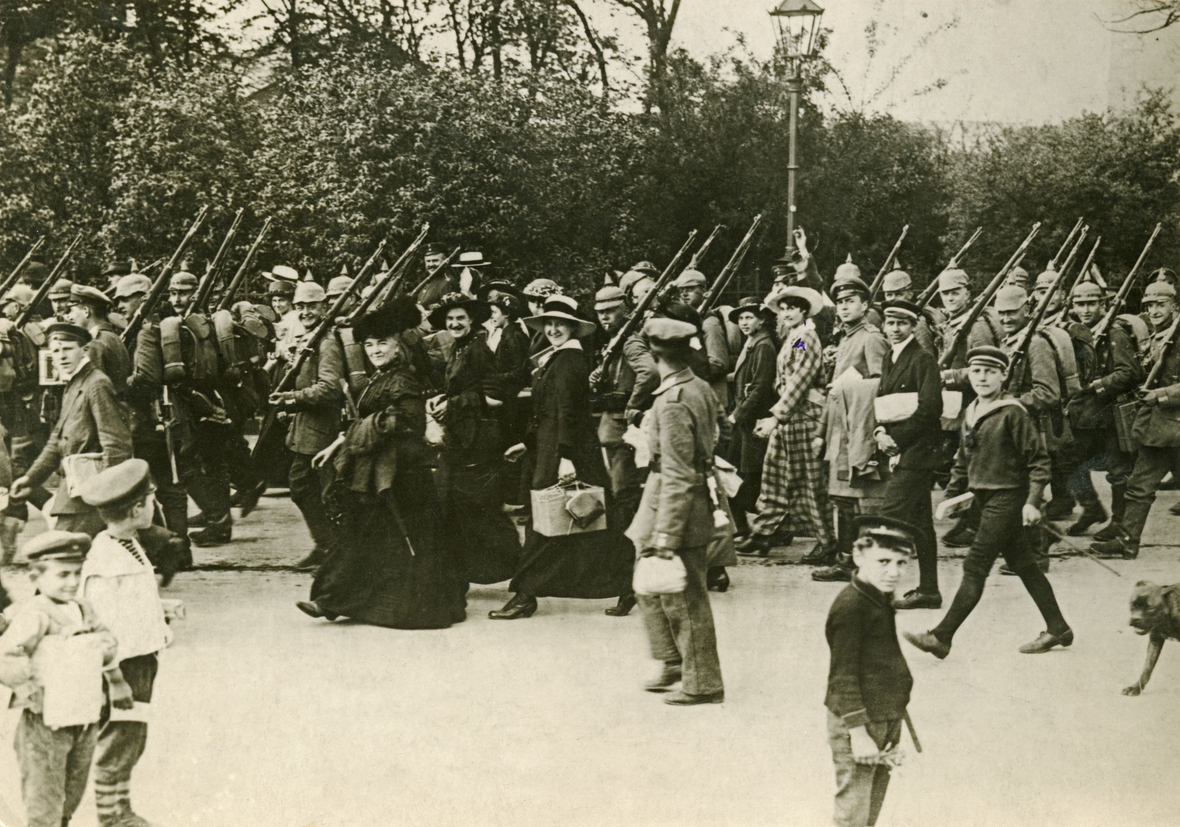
[
  {"xmin": 523, "ymin": 295, "xmax": 596, "ymax": 338},
  {"xmin": 764, "ymin": 285, "xmax": 823, "ymax": 318},
  {"xmin": 728, "ymin": 296, "xmax": 775, "ymax": 324},
  {"xmin": 428, "ymin": 291, "xmax": 491, "ymax": 330}
]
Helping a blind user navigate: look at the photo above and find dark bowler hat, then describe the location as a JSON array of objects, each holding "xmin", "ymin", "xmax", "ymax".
[
  {"xmin": 728, "ymin": 296, "xmax": 774, "ymax": 324},
  {"xmin": 643, "ymin": 317, "xmax": 697, "ymax": 343},
  {"xmin": 966, "ymin": 345, "xmax": 1009, "ymax": 371},
  {"xmin": 853, "ymin": 515, "xmax": 917, "ymax": 555},
  {"xmin": 881, "ymin": 299, "xmax": 921, "ymax": 321},
  {"xmin": 45, "ymin": 321, "xmax": 91, "ymax": 345},
  {"xmin": 80, "ymin": 458, "xmax": 155, "ymax": 509},
  {"xmin": 831, "ymin": 277, "xmax": 871, "ymax": 302},
  {"xmin": 428, "ymin": 291, "xmax": 491, "ymax": 330},
  {"xmin": 23, "ymin": 529, "xmax": 91, "ymax": 563},
  {"xmin": 71, "ymin": 284, "xmax": 112, "ymax": 308}
]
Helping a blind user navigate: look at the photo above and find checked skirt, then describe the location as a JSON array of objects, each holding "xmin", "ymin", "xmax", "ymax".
[{"xmin": 750, "ymin": 410, "xmax": 834, "ymax": 545}]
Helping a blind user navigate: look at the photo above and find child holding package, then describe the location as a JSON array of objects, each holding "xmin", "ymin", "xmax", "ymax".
[
  {"xmin": 79, "ymin": 458, "xmax": 174, "ymax": 827},
  {"xmin": 824, "ymin": 515, "xmax": 918, "ymax": 827},
  {"xmin": 0, "ymin": 530, "xmax": 127, "ymax": 827}
]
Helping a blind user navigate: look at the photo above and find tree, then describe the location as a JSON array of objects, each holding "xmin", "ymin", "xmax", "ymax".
[
  {"xmin": 1107, "ymin": 1, "xmax": 1180, "ymax": 32},
  {"xmin": 606, "ymin": 0, "xmax": 680, "ymax": 114}
]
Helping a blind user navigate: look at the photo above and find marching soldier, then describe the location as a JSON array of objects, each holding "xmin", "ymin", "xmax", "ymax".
[
  {"xmin": 880, "ymin": 267, "xmax": 941, "ymax": 357},
  {"xmin": 630, "ymin": 317, "xmax": 724, "ymax": 706},
  {"xmin": 935, "ymin": 267, "xmax": 1002, "ymax": 548},
  {"xmin": 1091, "ymin": 280, "xmax": 1180, "ymax": 559},
  {"xmin": 68, "ymin": 285, "xmax": 131, "ymax": 391},
  {"xmin": 1065, "ymin": 280, "xmax": 1142, "ymax": 537},
  {"xmin": 673, "ymin": 269, "xmax": 733, "ymax": 425},
  {"xmin": 417, "ymin": 242, "xmax": 456, "ymax": 308},
  {"xmin": 269, "ymin": 281, "xmax": 345, "ymax": 570},
  {"xmin": 47, "ymin": 278, "xmax": 75, "ymax": 322},
  {"xmin": 813, "ymin": 276, "xmax": 889, "ymax": 582},
  {"xmin": 0, "ymin": 291, "xmax": 39, "ymax": 561}
]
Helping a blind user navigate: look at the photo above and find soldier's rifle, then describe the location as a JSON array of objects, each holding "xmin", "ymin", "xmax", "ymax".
[
  {"xmin": 595, "ymin": 230, "xmax": 698, "ymax": 385},
  {"xmin": 867, "ymin": 225, "xmax": 910, "ymax": 303},
  {"xmin": 121, "ymin": 206, "xmax": 210, "ymax": 346},
  {"xmin": 362, "ymin": 224, "xmax": 431, "ymax": 314},
  {"xmin": 16, "ymin": 233, "xmax": 84, "ymax": 329},
  {"xmin": 215, "ymin": 218, "xmax": 273, "ymax": 313},
  {"xmin": 405, "ymin": 246, "xmax": 461, "ymax": 302},
  {"xmin": 1058, "ymin": 234, "xmax": 1102, "ymax": 311},
  {"xmin": 698, "ymin": 214, "xmax": 763, "ymax": 314},
  {"xmin": 917, "ymin": 226, "xmax": 983, "ymax": 309},
  {"xmin": 685, "ymin": 224, "xmax": 723, "ymax": 273},
  {"xmin": 649, "ymin": 230, "xmax": 701, "ymax": 307},
  {"xmin": 0, "ymin": 236, "xmax": 46, "ymax": 299},
  {"xmin": 1004, "ymin": 226, "xmax": 1088, "ymax": 388},
  {"xmin": 1092, "ymin": 222, "xmax": 1163, "ymax": 349},
  {"xmin": 937, "ymin": 222, "xmax": 1041, "ymax": 369},
  {"xmin": 1047, "ymin": 217, "xmax": 1085, "ymax": 271},
  {"xmin": 188, "ymin": 208, "xmax": 244, "ymax": 317}
]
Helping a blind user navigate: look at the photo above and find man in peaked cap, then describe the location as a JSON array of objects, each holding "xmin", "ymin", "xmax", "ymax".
[
  {"xmin": 1062, "ymin": 278, "xmax": 1141, "ymax": 540},
  {"xmin": 872, "ymin": 299, "xmax": 944, "ymax": 609},
  {"xmin": 1091, "ymin": 280, "xmax": 1180, "ymax": 560},
  {"xmin": 417, "ymin": 245, "xmax": 458, "ymax": 309},
  {"xmin": 672, "ymin": 268, "xmax": 734, "ymax": 444},
  {"xmin": 48, "ymin": 278, "xmax": 76, "ymax": 322},
  {"xmin": 270, "ymin": 279, "xmax": 344, "ymax": 570},
  {"xmin": 589, "ymin": 284, "xmax": 658, "ymax": 616},
  {"xmin": 811, "ymin": 275, "xmax": 890, "ymax": 583},
  {"xmin": 69, "ymin": 284, "xmax": 131, "ymax": 391},
  {"xmin": 630, "ymin": 316, "xmax": 724, "ymax": 705}
]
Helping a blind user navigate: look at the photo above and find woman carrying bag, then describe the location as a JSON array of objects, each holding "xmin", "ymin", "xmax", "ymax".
[{"xmin": 491, "ymin": 296, "xmax": 635, "ymax": 620}]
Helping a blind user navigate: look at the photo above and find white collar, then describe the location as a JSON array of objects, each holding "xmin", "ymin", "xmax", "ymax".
[
  {"xmin": 538, "ymin": 337, "xmax": 582, "ymax": 367},
  {"xmin": 65, "ymin": 356, "xmax": 91, "ymax": 382},
  {"xmin": 890, "ymin": 336, "xmax": 914, "ymax": 359}
]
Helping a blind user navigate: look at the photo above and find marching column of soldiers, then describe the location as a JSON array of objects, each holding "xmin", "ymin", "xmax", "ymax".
[{"xmin": 0, "ymin": 217, "xmax": 1176, "ymax": 663}]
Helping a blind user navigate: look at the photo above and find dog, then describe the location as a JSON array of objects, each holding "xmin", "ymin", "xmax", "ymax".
[{"xmin": 1123, "ymin": 580, "xmax": 1180, "ymax": 696}]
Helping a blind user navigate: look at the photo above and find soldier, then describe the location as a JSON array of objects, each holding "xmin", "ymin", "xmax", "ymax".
[
  {"xmin": 47, "ymin": 279, "xmax": 75, "ymax": 322},
  {"xmin": 2, "ymin": 284, "xmax": 35, "ymax": 321},
  {"xmin": 1065, "ymin": 280, "xmax": 1142, "ymax": 537},
  {"xmin": 672, "ymin": 269, "xmax": 733, "ymax": 426},
  {"xmin": 68, "ymin": 285, "xmax": 131, "ymax": 391},
  {"xmin": 872, "ymin": 300, "xmax": 944, "ymax": 609},
  {"xmin": 326, "ymin": 274, "xmax": 357, "ymax": 320},
  {"xmin": 1091, "ymin": 280, "xmax": 1180, "ymax": 559},
  {"xmin": 269, "ymin": 282, "xmax": 344, "ymax": 570},
  {"xmin": 0, "ymin": 295, "xmax": 38, "ymax": 561},
  {"xmin": 1004, "ymin": 265, "xmax": 1030, "ymax": 291},
  {"xmin": 813, "ymin": 277, "xmax": 889, "ymax": 582},
  {"xmin": 10, "ymin": 322, "xmax": 133, "ymax": 536},
  {"xmin": 416, "ymin": 242, "xmax": 456, "ymax": 308},
  {"xmin": 589, "ymin": 284, "xmax": 658, "ymax": 541},
  {"xmin": 935, "ymin": 267, "xmax": 1002, "ymax": 548},
  {"xmin": 994, "ymin": 285, "xmax": 1062, "ymax": 572},
  {"xmin": 880, "ymin": 267, "xmax": 941, "ymax": 357},
  {"xmin": 630, "ymin": 317, "xmax": 724, "ymax": 706}
]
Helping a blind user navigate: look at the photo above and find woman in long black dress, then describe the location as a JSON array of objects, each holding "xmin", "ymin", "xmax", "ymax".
[
  {"xmin": 295, "ymin": 300, "xmax": 467, "ymax": 629},
  {"xmin": 490, "ymin": 295, "xmax": 634, "ymax": 619},
  {"xmin": 428, "ymin": 292, "xmax": 521, "ymax": 585}
]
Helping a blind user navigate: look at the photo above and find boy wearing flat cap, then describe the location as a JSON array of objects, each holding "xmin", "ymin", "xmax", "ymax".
[
  {"xmin": 79, "ymin": 459, "xmax": 173, "ymax": 827},
  {"xmin": 906, "ymin": 346, "xmax": 1073, "ymax": 660},
  {"xmin": 824, "ymin": 514, "xmax": 917, "ymax": 827},
  {"xmin": 629, "ymin": 317, "xmax": 724, "ymax": 705},
  {"xmin": 0, "ymin": 530, "xmax": 123, "ymax": 827}
]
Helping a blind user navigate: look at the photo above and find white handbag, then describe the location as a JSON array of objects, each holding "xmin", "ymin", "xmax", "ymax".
[{"xmin": 633, "ymin": 554, "xmax": 687, "ymax": 596}]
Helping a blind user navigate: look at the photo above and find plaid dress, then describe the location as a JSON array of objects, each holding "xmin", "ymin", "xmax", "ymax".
[{"xmin": 750, "ymin": 323, "xmax": 834, "ymax": 544}]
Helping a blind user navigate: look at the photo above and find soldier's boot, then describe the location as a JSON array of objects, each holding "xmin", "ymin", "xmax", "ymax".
[
  {"xmin": 1091, "ymin": 498, "xmax": 1148, "ymax": 559},
  {"xmin": 1093, "ymin": 484, "xmax": 1126, "ymax": 542},
  {"xmin": 191, "ymin": 515, "xmax": 232, "ymax": 548},
  {"xmin": 0, "ymin": 517, "xmax": 24, "ymax": 566},
  {"xmin": 1068, "ymin": 498, "xmax": 1108, "ymax": 536}
]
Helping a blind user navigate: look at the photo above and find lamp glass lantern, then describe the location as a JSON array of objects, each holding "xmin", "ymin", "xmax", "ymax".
[{"xmin": 770, "ymin": 0, "xmax": 824, "ymax": 63}]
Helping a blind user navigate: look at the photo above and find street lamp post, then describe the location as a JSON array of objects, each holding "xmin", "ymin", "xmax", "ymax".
[{"xmin": 769, "ymin": 0, "xmax": 824, "ymax": 266}]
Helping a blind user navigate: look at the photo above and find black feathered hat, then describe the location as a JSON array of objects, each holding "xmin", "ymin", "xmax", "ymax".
[{"xmin": 355, "ymin": 295, "xmax": 423, "ymax": 340}]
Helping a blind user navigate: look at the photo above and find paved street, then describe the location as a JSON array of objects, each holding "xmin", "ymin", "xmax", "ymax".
[{"xmin": 2, "ymin": 488, "xmax": 1180, "ymax": 827}]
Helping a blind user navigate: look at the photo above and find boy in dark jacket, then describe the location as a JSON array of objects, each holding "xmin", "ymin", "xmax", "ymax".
[
  {"xmin": 905, "ymin": 346, "xmax": 1073, "ymax": 659},
  {"xmin": 824, "ymin": 514, "xmax": 917, "ymax": 827}
]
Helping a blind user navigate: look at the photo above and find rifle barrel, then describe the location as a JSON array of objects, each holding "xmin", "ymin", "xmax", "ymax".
[
  {"xmin": 121, "ymin": 206, "xmax": 211, "ymax": 345},
  {"xmin": 699, "ymin": 215, "xmax": 763, "ymax": 313},
  {"xmin": 0, "ymin": 236, "xmax": 46, "ymax": 300},
  {"xmin": 918, "ymin": 226, "xmax": 983, "ymax": 309},
  {"xmin": 216, "ymin": 218, "xmax": 273, "ymax": 312},
  {"xmin": 1049, "ymin": 217, "xmax": 1085, "ymax": 270},
  {"xmin": 17, "ymin": 234, "xmax": 84, "ymax": 328},
  {"xmin": 189, "ymin": 208, "xmax": 245, "ymax": 317},
  {"xmin": 686, "ymin": 224, "xmax": 723, "ymax": 271},
  {"xmin": 1093, "ymin": 223, "xmax": 1163, "ymax": 342},
  {"xmin": 868, "ymin": 224, "xmax": 910, "ymax": 301},
  {"xmin": 405, "ymin": 247, "xmax": 461, "ymax": 302}
]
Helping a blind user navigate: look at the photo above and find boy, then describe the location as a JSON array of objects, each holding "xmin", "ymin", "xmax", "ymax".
[
  {"xmin": 0, "ymin": 530, "xmax": 125, "ymax": 827},
  {"xmin": 906, "ymin": 346, "xmax": 1073, "ymax": 659},
  {"xmin": 79, "ymin": 458, "xmax": 173, "ymax": 827},
  {"xmin": 824, "ymin": 514, "xmax": 917, "ymax": 827}
]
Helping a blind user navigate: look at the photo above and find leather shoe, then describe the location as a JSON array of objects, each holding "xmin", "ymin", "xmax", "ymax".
[
  {"xmin": 190, "ymin": 517, "xmax": 232, "ymax": 548},
  {"xmin": 294, "ymin": 546, "xmax": 328, "ymax": 570},
  {"xmin": 1042, "ymin": 498, "xmax": 1076, "ymax": 521},
  {"xmin": 1019, "ymin": 628, "xmax": 1074, "ymax": 654},
  {"xmin": 735, "ymin": 534, "xmax": 770, "ymax": 557},
  {"xmin": 942, "ymin": 525, "xmax": 975, "ymax": 548},
  {"xmin": 489, "ymin": 593, "xmax": 538, "ymax": 620},
  {"xmin": 1091, "ymin": 534, "xmax": 1137, "ymax": 559},
  {"xmin": 1067, "ymin": 502, "xmax": 1107, "ymax": 536},
  {"xmin": 893, "ymin": 590, "xmax": 942, "ymax": 610},
  {"xmin": 188, "ymin": 511, "xmax": 209, "ymax": 528},
  {"xmin": 644, "ymin": 663, "xmax": 682, "ymax": 693},
  {"xmin": 1092, "ymin": 520, "xmax": 1123, "ymax": 542},
  {"xmin": 800, "ymin": 541, "xmax": 835, "ymax": 566},
  {"xmin": 903, "ymin": 630, "xmax": 951, "ymax": 660},
  {"xmin": 664, "ymin": 689, "xmax": 724, "ymax": 706},
  {"xmin": 605, "ymin": 593, "xmax": 638, "ymax": 616},
  {"xmin": 295, "ymin": 601, "xmax": 338, "ymax": 621},
  {"xmin": 812, "ymin": 563, "xmax": 852, "ymax": 582},
  {"xmin": 237, "ymin": 481, "xmax": 268, "ymax": 519},
  {"xmin": 706, "ymin": 567, "xmax": 730, "ymax": 592}
]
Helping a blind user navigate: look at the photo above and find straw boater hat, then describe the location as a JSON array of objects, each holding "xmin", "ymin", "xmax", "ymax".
[
  {"xmin": 268, "ymin": 265, "xmax": 300, "ymax": 284},
  {"xmin": 523, "ymin": 295, "xmax": 596, "ymax": 338},
  {"xmin": 764, "ymin": 285, "xmax": 823, "ymax": 318},
  {"xmin": 452, "ymin": 251, "xmax": 491, "ymax": 269},
  {"xmin": 428, "ymin": 291, "xmax": 491, "ymax": 329}
]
